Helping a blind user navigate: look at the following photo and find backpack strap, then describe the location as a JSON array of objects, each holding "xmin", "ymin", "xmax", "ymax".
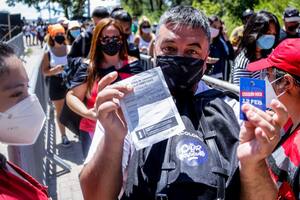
[
  {"xmin": 82, "ymin": 33, "xmax": 86, "ymax": 57},
  {"xmin": 197, "ymin": 90, "xmax": 229, "ymax": 200},
  {"xmin": 155, "ymin": 138, "xmax": 173, "ymax": 198},
  {"xmin": 47, "ymin": 50, "xmax": 51, "ymax": 68}
]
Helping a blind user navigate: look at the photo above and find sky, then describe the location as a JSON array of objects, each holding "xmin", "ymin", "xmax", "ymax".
[
  {"xmin": 0, "ymin": 0, "xmax": 121, "ymax": 20},
  {"xmin": 0, "ymin": 0, "xmax": 61, "ymax": 20}
]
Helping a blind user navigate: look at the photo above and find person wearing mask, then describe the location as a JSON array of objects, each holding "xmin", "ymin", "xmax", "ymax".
[
  {"xmin": 0, "ymin": 42, "xmax": 48, "ymax": 199},
  {"xmin": 111, "ymin": 9, "xmax": 140, "ymax": 59},
  {"xmin": 23, "ymin": 23, "xmax": 31, "ymax": 46},
  {"xmin": 68, "ymin": 6, "xmax": 110, "ymax": 58},
  {"xmin": 30, "ymin": 23, "xmax": 37, "ymax": 46},
  {"xmin": 232, "ymin": 10, "xmax": 280, "ymax": 85},
  {"xmin": 41, "ymin": 24, "xmax": 71, "ymax": 147},
  {"xmin": 230, "ymin": 9, "xmax": 254, "ymax": 51},
  {"xmin": 134, "ymin": 16, "xmax": 155, "ymax": 55},
  {"xmin": 239, "ymin": 38, "xmax": 300, "ymax": 200},
  {"xmin": 66, "ymin": 18, "xmax": 143, "ymax": 159},
  {"xmin": 66, "ymin": 20, "xmax": 81, "ymax": 45},
  {"xmin": 80, "ymin": 6, "xmax": 242, "ymax": 200},
  {"xmin": 279, "ymin": 7, "xmax": 300, "ymax": 42},
  {"xmin": 131, "ymin": 16, "xmax": 138, "ymax": 34},
  {"xmin": 36, "ymin": 22, "xmax": 46, "ymax": 48},
  {"xmin": 207, "ymin": 16, "xmax": 234, "ymax": 80},
  {"xmin": 57, "ymin": 16, "xmax": 69, "ymax": 32}
]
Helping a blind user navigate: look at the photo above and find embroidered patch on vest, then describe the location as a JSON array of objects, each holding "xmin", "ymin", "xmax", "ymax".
[{"xmin": 176, "ymin": 137, "xmax": 208, "ymax": 166}]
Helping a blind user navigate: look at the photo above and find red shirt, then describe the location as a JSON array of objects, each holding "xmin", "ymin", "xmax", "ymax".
[
  {"xmin": 0, "ymin": 162, "xmax": 49, "ymax": 200},
  {"xmin": 79, "ymin": 59, "xmax": 134, "ymax": 134},
  {"xmin": 268, "ymin": 118, "xmax": 300, "ymax": 200}
]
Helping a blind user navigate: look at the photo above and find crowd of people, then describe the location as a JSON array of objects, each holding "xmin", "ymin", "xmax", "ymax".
[{"xmin": 0, "ymin": 3, "xmax": 300, "ymax": 200}]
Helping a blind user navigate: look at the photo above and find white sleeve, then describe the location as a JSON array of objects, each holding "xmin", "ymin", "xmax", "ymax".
[
  {"xmin": 84, "ymin": 120, "xmax": 133, "ymax": 175},
  {"xmin": 223, "ymin": 96, "xmax": 243, "ymax": 126}
]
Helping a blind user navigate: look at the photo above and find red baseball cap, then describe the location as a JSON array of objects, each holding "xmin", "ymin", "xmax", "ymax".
[{"xmin": 247, "ymin": 38, "xmax": 300, "ymax": 77}]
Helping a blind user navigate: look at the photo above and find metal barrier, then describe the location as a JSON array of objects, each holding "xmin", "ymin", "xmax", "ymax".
[
  {"xmin": 6, "ymin": 35, "xmax": 70, "ymax": 185},
  {"xmin": 139, "ymin": 54, "xmax": 239, "ymax": 95},
  {"xmin": 6, "ymin": 32, "xmax": 25, "ymax": 58},
  {"xmin": 140, "ymin": 54, "xmax": 154, "ymax": 70},
  {"xmin": 7, "ymin": 57, "xmax": 48, "ymax": 184},
  {"xmin": 202, "ymin": 75, "xmax": 239, "ymax": 95}
]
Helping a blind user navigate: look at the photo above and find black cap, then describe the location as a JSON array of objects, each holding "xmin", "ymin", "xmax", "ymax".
[
  {"xmin": 283, "ymin": 7, "xmax": 300, "ymax": 22},
  {"xmin": 92, "ymin": 6, "xmax": 110, "ymax": 19},
  {"xmin": 242, "ymin": 9, "xmax": 254, "ymax": 18}
]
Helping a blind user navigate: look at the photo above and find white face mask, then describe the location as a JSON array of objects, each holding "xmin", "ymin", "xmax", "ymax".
[
  {"xmin": 142, "ymin": 28, "xmax": 151, "ymax": 34},
  {"xmin": 0, "ymin": 94, "xmax": 46, "ymax": 145},
  {"xmin": 210, "ymin": 27, "xmax": 220, "ymax": 39},
  {"xmin": 265, "ymin": 76, "xmax": 286, "ymax": 108}
]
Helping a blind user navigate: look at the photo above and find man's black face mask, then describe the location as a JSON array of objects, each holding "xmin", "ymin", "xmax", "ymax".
[
  {"xmin": 287, "ymin": 23, "xmax": 299, "ymax": 32},
  {"xmin": 156, "ymin": 55, "xmax": 205, "ymax": 95}
]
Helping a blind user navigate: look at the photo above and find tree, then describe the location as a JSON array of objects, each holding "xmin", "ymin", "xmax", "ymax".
[
  {"xmin": 121, "ymin": 0, "xmax": 300, "ymax": 35},
  {"xmin": 6, "ymin": 0, "xmax": 86, "ymax": 20},
  {"xmin": 254, "ymin": 0, "xmax": 300, "ymax": 25}
]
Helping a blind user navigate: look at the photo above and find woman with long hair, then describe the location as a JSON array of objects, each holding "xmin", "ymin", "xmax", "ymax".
[
  {"xmin": 232, "ymin": 10, "xmax": 280, "ymax": 85},
  {"xmin": 134, "ymin": 16, "xmax": 155, "ymax": 55},
  {"xmin": 66, "ymin": 18, "xmax": 143, "ymax": 158},
  {"xmin": 41, "ymin": 24, "xmax": 71, "ymax": 147}
]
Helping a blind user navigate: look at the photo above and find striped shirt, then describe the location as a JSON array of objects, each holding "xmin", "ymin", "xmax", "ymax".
[
  {"xmin": 232, "ymin": 50, "xmax": 261, "ymax": 85},
  {"xmin": 268, "ymin": 119, "xmax": 300, "ymax": 200}
]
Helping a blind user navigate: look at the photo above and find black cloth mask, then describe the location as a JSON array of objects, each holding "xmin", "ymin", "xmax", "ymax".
[
  {"xmin": 287, "ymin": 24, "xmax": 299, "ymax": 32},
  {"xmin": 100, "ymin": 40, "xmax": 122, "ymax": 56},
  {"xmin": 54, "ymin": 35, "xmax": 65, "ymax": 44},
  {"xmin": 156, "ymin": 55, "xmax": 205, "ymax": 95}
]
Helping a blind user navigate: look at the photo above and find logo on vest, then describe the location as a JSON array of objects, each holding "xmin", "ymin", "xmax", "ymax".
[{"xmin": 176, "ymin": 138, "xmax": 208, "ymax": 167}]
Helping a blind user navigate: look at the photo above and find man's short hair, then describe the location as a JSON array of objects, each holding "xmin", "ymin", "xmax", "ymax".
[
  {"xmin": 111, "ymin": 10, "xmax": 132, "ymax": 23},
  {"xmin": 0, "ymin": 42, "xmax": 15, "ymax": 76},
  {"xmin": 92, "ymin": 6, "xmax": 110, "ymax": 19},
  {"xmin": 157, "ymin": 6, "xmax": 210, "ymax": 42}
]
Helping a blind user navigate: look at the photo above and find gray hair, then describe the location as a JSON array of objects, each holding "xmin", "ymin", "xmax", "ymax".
[{"xmin": 157, "ymin": 6, "xmax": 211, "ymax": 42}]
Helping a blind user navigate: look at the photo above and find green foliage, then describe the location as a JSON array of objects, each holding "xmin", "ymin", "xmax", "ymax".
[
  {"xmin": 10, "ymin": 0, "xmax": 300, "ymax": 34},
  {"xmin": 254, "ymin": 0, "xmax": 300, "ymax": 26},
  {"xmin": 192, "ymin": 0, "xmax": 242, "ymax": 35},
  {"xmin": 122, "ymin": 0, "xmax": 167, "ymax": 23},
  {"xmin": 192, "ymin": 0, "xmax": 223, "ymax": 16}
]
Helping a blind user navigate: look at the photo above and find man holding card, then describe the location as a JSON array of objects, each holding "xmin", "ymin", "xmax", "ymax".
[
  {"xmin": 79, "ymin": 6, "xmax": 287, "ymax": 200},
  {"xmin": 238, "ymin": 38, "xmax": 300, "ymax": 200}
]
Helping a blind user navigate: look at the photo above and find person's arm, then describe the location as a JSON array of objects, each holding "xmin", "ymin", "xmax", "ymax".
[
  {"xmin": 79, "ymin": 72, "xmax": 132, "ymax": 200},
  {"xmin": 41, "ymin": 52, "xmax": 63, "ymax": 76},
  {"xmin": 133, "ymin": 36, "xmax": 140, "ymax": 49},
  {"xmin": 66, "ymin": 83, "xmax": 96, "ymax": 120},
  {"xmin": 148, "ymin": 39, "xmax": 155, "ymax": 57},
  {"xmin": 238, "ymin": 100, "xmax": 288, "ymax": 200}
]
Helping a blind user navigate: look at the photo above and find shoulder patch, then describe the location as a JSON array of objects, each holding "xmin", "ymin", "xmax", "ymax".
[{"xmin": 176, "ymin": 137, "xmax": 208, "ymax": 167}]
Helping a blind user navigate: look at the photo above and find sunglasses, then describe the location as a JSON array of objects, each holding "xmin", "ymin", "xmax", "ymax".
[{"xmin": 99, "ymin": 35, "xmax": 122, "ymax": 44}]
